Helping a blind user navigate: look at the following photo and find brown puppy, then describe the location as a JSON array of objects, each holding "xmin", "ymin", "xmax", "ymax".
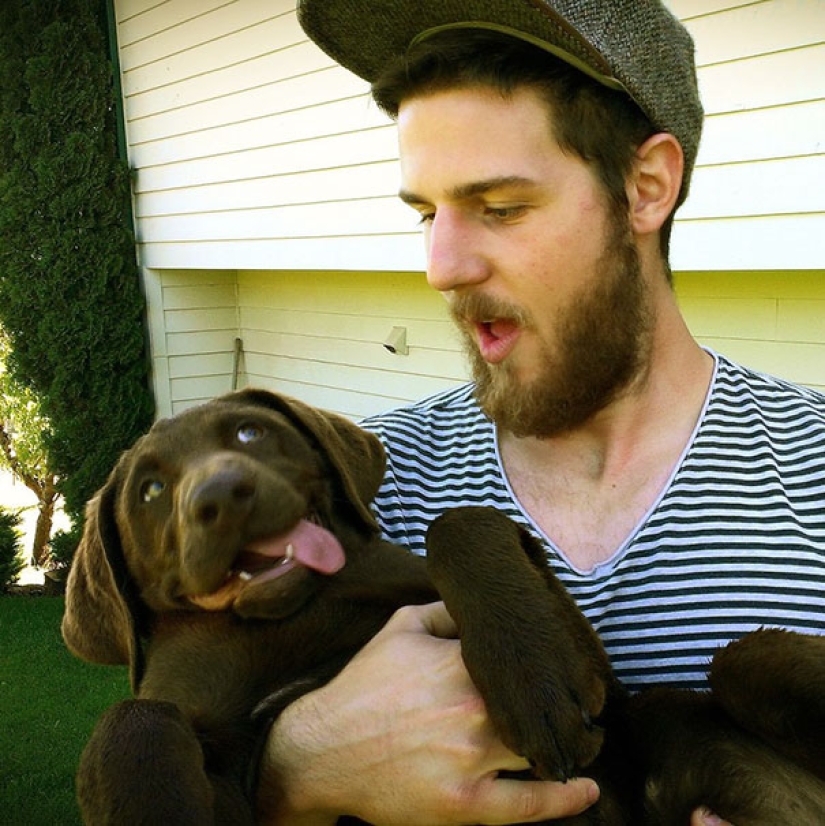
[
  {"xmin": 63, "ymin": 389, "xmax": 825, "ymax": 825},
  {"xmin": 62, "ymin": 389, "xmax": 439, "ymax": 824}
]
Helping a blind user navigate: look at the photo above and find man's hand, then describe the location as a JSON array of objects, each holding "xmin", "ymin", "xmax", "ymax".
[{"xmin": 257, "ymin": 601, "xmax": 599, "ymax": 825}]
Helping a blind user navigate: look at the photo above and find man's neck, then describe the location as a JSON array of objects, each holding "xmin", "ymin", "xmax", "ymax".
[{"xmin": 498, "ymin": 325, "xmax": 714, "ymax": 570}]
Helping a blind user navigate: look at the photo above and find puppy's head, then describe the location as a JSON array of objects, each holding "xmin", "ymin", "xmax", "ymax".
[{"xmin": 62, "ymin": 389, "xmax": 386, "ymax": 686}]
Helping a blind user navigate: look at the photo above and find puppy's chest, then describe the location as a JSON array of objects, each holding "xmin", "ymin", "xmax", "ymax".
[{"xmin": 139, "ymin": 604, "xmax": 390, "ymax": 723}]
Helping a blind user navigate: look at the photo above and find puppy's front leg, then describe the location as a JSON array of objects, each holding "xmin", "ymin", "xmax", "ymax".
[
  {"xmin": 426, "ymin": 507, "xmax": 615, "ymax": 782},
  {"xmin": 77, "ymin": 699, "xmax": 251, "ymax": 825}
]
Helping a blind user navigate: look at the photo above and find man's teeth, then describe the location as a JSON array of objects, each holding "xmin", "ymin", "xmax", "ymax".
[{"xmin": 235, "ymin": 544, "xmax": 295, "ymax": 581}]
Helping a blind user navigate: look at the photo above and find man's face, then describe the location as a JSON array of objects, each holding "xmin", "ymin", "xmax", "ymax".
[{"xmin": 397, "ymin": 85, "xmax": 652, "ymax": 437}]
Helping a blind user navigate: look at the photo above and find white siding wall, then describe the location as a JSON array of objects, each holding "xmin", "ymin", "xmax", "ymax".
[
  {"xmin": 669, "ymin": 0, "xmax": 825, "ymax": 271},
  {"xmin": 117, "ymin": 0, "xmax": 422, "ymax": 273},
  {"xmin": 143, "ymin": 268, "xmax": 242, "ymax": 414},
  {"xmin": 116, "ymin": 0, "xmax": 823, "ymax": 275}
]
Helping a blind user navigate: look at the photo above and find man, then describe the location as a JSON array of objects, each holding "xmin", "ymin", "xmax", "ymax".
[{"xmin": 257, "ymin": 2, "xmax": 825, "ymax": 823}]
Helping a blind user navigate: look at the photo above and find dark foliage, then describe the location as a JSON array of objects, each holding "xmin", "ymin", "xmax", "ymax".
[
  {"xmin": 0, "ymin": 506, "xmax": 25, "ymax": 589},
  {"xmin": 0, "ymin": 0, "xmax": 154, "ymax": 550}
]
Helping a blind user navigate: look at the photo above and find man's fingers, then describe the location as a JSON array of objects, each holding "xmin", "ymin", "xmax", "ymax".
[
  {"xmin": 474, "ymin": 777, "xmax": 600, "ymax": 825},
  {"xmin": 691, "ymin": 807, "xmax": 731, "ymax": 826}
]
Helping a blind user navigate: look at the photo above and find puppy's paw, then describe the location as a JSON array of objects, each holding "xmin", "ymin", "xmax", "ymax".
[{"xmin": 493, "ymin": 666, "xmax": 606, "ymax": 780}]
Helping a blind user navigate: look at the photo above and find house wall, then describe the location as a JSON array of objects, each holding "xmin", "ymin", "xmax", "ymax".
[
  {"xmin": 237, "ymin": 269, "xmax": 464, "ymax": 419},
  {"xmin": 670, "ymin": 0, "xmax": 824, "ymax": 270},
  {"xmin": 142, "ymin": 268, "xmax": 241, "ymax": 414},
  {"xmin": 112, "ymin": 0, "xmax": 825, "ymax": 417}
]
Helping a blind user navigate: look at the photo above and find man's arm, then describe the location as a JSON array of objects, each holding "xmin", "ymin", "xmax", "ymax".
[{"xmin": 256, "ymin": 602, "xmax": 600, "ymax": 825}]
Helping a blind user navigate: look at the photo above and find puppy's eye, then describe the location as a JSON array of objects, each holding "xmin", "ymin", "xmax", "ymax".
[
  {"xmin": 140, "ymin": 479, "xmax": 166, "ymax": 503},
  {"xmin": 237, "ymin": 423, "xmax": 265, "ymax": 445}
]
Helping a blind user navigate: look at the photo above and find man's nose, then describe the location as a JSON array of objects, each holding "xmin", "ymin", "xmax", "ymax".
[{"xmin": 424, "ymin": 209, "xmax": 490, "ymax": 293}]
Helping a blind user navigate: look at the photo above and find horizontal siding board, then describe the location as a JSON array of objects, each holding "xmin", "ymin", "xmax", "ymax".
[
  {"xmin": 683, "ymin": 0, "xmax": 825, "ymax": 66},
  {"xmin": 680, "ymin": 155, "xmax": 825, "ymax": 220},
  {"xmin": 137, "ymin": 196, "xmax": 415, "ymax": 242},
  {"xmin": 127, "ymin": 67, "xmax": 368, "ymax": 145},
  {"xmin": 240, "ymin": 330, "xmax": 466, "ymax": 378},
  {"xmin": 135, "ymin": 160, "xmax": 400, "ymax": 218},
  {"xmin": 240, "ymin": 310, "xmax": 459, "ymax": 351},
  {"xmin": 776, "ymin": 299, "xmax": 825, "ymax": 343},
  {"xmin": 171, "ymin": 374, "xmax": 238, "ymax": 403},
  {"xmin": 162, "ymin": 283, "xmax": 237, "ymax": 309},
  {"xmin": 118, "ymin": 0, "xmax": 170, "ymax": 19},
  {"xmin": 119, "ymin": 1, "xmax": 299, "ymax": 70},
  {"xmin": 696, "ymin": 99, "xmax": 825, "ymax": 166},
  {"xmin": 239, "ymin": 373, "xmax": 425, "ymax": 421},
  {"xmin": 139, "ymin": 218, "xmax": 824, "ymax": 275},
  {"xmin": 169, "ymin": 351, "xmax": 236, "ymax": 378},
  {"xmin": 118, "ymin": 0, "xmax": 231, "ymax": 51},
  {"xmin": 167, "ymin": 330, "xmax": 241, "ymax": 356},
  {"xmin": 238, "ymin": 269, "xmax": 442, "ymax": 317},
  {"xmin": 697, "ymin": 338, "xmax": 825, "ymax": 390},
  {"xmin": 138, "ymin": 234, "xmax": 427, "ymax": 271},
  {"xmin": 248, "ymin": 352, "xmax": 465, "ymax": 399},
  {"xmin": 126, "ymin": 41, "xmax": 325, "ymax": 120},
  {"xmin": 122, "ymin": 11, "xmax": 305, "ymax": 94},
  {"xmin": 678, "ymin": 297, "xmax": 778, "ymax": 339},
  {"xmin": 164, "ymin": 306, "xmax": 238, "ymax": 333},
  {"xmin": 671, "ymin": 214, "xmax": 824, "ymax": 271},
  {"xmin": 698, "ymin": 45, "xmax": 824, "ymax": 115},
  {"xmin": 134, "ymin": 125, "xmax": 397, "ymax": 191},
  {"xmin": 674, "ymin": 269, "xmax": 825, "ymax": 300},
  {"xmin": 129, "ymin": 94, "xmax": 383, "ymax": 168},
  {"xmin": 157, "ymin": 268, "xmax": 237, "ymax": 287}
]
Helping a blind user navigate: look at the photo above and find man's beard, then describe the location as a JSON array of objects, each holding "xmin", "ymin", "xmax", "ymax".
[{"xmin": 452, "ymin": 215, "xmax": 652, "ymax": 439}]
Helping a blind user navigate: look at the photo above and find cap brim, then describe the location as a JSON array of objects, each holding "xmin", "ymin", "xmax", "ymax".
[{"xmin": 297, "ymin": 0, "xmax": 622, "ymax": 91}]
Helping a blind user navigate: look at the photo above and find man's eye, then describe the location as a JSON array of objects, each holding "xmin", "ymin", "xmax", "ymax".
[
  {"xmin": 486, "ymin": 205, "xmax": 526, "ymax": 220},
  {"xmin": 140, "ymin": 479, "xmax": 166, "ymax": 503},
  {"xmin": 237, "ymin": 423, "xmax": 265, "ymax": 444}
]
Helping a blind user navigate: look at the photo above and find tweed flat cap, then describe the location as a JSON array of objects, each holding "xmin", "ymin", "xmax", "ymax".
[{"xmin": 297, "ymin": 0, "xmax": 704, "ymax": 198}]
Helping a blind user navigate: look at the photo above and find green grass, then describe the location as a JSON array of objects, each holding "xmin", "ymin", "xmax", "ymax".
[{"xmin": 0, "ymin": 596, "xmax": 130, "ymax": 825}]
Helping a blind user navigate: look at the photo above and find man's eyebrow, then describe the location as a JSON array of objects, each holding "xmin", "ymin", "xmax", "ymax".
[{"xmin": 398, "ymin": 175, "xmax": 538, "ymax": 205}]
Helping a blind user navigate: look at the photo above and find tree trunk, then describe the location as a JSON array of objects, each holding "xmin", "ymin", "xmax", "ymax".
[{"xmin": 31, "ymin": 489, "xmax": 56, "ymax": 567}]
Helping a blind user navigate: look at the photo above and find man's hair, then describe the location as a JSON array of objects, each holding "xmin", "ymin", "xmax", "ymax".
[{"xmin": 372, "ymin": 30, "xmax": 677, "ymax": 266}]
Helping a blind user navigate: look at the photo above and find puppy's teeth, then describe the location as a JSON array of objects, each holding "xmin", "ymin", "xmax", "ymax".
[
  {"xmin": 238, "ymin": 571, "xmax": 253, "ymax": 582},
  {"xmin": 283, "ymin": 544, "xmax": 294, "ymax": 563}
]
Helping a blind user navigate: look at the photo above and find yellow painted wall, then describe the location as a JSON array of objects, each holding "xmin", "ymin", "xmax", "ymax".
[
  {"xmin": 147, "ymin": 268, "xmax": 824, "ymax": 418},
  {"xmin": 676, "ymin": 271, "xmax": 825, "ymax": 392}
]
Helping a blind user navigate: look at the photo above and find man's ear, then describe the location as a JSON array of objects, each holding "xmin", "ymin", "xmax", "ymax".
[{"xmin": 627, "ymin": 133, "xmax": 684, "ymax": 236}]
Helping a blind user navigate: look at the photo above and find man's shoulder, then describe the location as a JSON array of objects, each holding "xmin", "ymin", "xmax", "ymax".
[
  {"xmin": 360, "ymin": 383, "xmax": 486, "ymax": 438},
  {"xmin": 714, "ymin": 354, "xmax": 825, "ymax": 419},
  {"xmin": 709, "ymin": 355, "xmax": 825, "ymax": 465}
]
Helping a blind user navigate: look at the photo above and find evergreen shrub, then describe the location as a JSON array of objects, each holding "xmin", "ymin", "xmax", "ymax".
[
  {"xmin": 0, "ymin": 0, "xmax": 154, "ymax": 561},
  {"xmin": 0, "ymin": 507, "xmax": 25, "ymax": 589}
]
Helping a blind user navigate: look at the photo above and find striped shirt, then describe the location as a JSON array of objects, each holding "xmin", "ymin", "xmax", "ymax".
[{"xmin": 361, "ymin": 352, "xmax": 825, "ymax": 691}]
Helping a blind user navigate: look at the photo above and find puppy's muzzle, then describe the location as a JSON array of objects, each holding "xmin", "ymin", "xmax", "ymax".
[{"xmin": 187, "ymin": 465, "xmax": 257, "ymax": 531}]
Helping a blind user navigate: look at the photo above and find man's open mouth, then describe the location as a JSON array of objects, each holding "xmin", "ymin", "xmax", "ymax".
[{"xmin": 475, "ymin": 318, "xmax": 521, "ymax": 364}]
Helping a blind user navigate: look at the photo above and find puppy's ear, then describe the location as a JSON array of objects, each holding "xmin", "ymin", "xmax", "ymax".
[
  {"xmin": 235, "ymin": 389, "xmax": 385, "ymax": 531},
  {"xmin": 62, "ymin": 473, "xmax": 146, "ymax": 690}
]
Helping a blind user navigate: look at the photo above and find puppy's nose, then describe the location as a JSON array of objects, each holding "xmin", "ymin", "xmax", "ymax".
[{"xmin": 189, "ymin": 468, "xmax": 256, "ymax": 527}]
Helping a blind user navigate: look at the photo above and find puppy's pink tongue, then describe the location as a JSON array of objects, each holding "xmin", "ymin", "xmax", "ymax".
[{"xmin": 247, "ymin": 519, "xmax": 345, "ymax": 574}]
